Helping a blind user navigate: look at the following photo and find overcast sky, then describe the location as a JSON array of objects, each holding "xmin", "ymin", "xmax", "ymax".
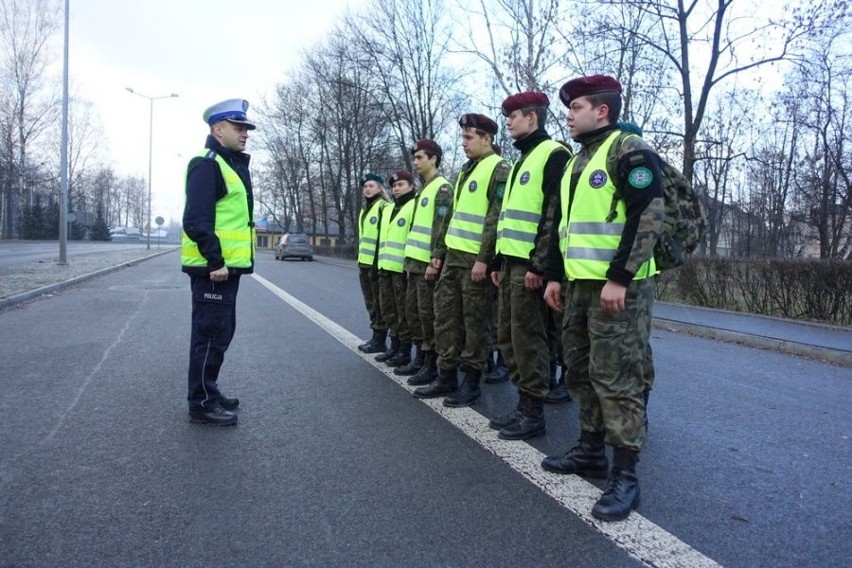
[{"xmin": 66, "ymin": 0, "xmax": 363, "ymax": 223}]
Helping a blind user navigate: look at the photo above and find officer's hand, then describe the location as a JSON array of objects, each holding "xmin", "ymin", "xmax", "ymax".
[
  {"xmin": 431, "ymin": 258, "xmax": 443, "ymax": 270},
  {"xmin": 525, "ymin": 271, "xmax": 543, "ymax": 291},
  {"xmin": 544, "ymin": 281, "xmax": 562, "ymax": 313},
  {"xmin": 425, "ymin": 265, "xmax": 439, "ymax": 281},
  {"xmin": 471, "ymin": 261, "xmax": 487, "ymax": 282},
  {"xmin": 490, "ymin": 270, "xmax": 502, "ymax": 287},
  {"xmin": 209, "ymin": 266, "xmax": 229, "ymax": 282},
  {"xmin": 600, "ymin": 280, "xmax": 627, "ymax": 314}
]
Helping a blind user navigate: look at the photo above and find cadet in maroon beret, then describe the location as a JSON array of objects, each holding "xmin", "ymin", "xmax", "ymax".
[
  {"xmin": 489, "ymin": 91, "xmax": 572, "ymax": 440},
  {"xmin": 413, "ymin": 114, "xmax": 512, "ymax": 404},
  {"xmin": 397, "ymin": 140, "xmax": 454, "ymax": 385},
  {"xmin": 541, "ymin": 74, "xmax": 664, "ymax": 523}
]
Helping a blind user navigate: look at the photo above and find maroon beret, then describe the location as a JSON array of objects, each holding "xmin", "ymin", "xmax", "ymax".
[
  {"xmin": 501, "ymin": 91, "xmax": 550, "ymax": 116},
  {"xmin": 458, "ymin": 113, "xmax": 498, "ymax": 136},
  {"xmin": 411, "ymin": 138, "xmax": 443, "ymax": 157},
  {"xmin": 559, "ymin": 75, "xmax": 622, "ymax": 106},
  {"xmin": 389, "ymin": 170, "xmax": 414, "ymax": 185}
]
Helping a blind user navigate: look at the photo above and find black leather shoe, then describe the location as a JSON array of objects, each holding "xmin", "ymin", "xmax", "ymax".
[
  {"xmin": 219, "ymin": 396, "xmax": 240, "ymax": 411},
  {"xmin": 189, "ymin": 405, "xmax": 237, "ymax": 426}
]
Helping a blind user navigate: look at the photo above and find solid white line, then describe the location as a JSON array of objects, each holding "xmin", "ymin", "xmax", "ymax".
[{"xmin": 252, "ymin": 273, "xmax": 722, "ymax": 568}]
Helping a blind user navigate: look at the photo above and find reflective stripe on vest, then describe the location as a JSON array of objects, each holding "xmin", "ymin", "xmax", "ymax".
[
  {"xmin": 181, "ymin": 150, "xmax": 254, "ymax": 269},
  {"xmin": 559, "ymin": 131, "xmax": 655, "ymax": 280},
  {"xmin": 357, "ymin": 199, "xmax": 388, "ymax": 265},
  {"xmin": 496, "ymin": 139, "xmax": 565, "ymax": 258},
  {"xmin": 404, "ymin": 176, "xmax": 449, "ymax": 263},
  {"xmin": 445, "ymin": 154, "xmax": 503, "ymax": 254},
  {"xmin": 378, "ymin": 198, "xmax": 416, "ymax": 272}
]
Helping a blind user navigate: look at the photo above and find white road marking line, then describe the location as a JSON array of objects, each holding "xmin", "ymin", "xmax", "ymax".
[{"xmin": 252, "ymin": 273, "xmax": 722, "ymax": 568}]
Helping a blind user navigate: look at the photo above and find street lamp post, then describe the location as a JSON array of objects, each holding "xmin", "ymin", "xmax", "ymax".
[{"xmin": 125, "ymin": 88, "xmax": 178, "ymax": 250}]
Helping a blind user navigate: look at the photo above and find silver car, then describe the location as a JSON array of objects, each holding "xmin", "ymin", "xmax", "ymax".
[{"xmin": 274, "ymin": 233, "xmax": 314, "ymax": 261}]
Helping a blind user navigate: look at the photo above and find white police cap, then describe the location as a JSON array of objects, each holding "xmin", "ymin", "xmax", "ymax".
[{"xmin": 202, "ymin": 99, "xmax": 256, "ymax": 130}]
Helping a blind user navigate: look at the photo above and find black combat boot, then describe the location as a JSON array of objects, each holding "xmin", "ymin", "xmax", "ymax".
[
  {"xmin": 357, "ymin": 329, "xmax": 379, "ymax": 352},
  {"xmin": 545, "ymin": 365, "xmax": 571, "ymax": 404},
  {"xmin": 375, "ymin": 335, "xmax": 400, "ymax": 362},
  {"xmin": 498, "ymin": 394, "xmax": 545, "ymax": 440},
  {"xmin": 592, "ymin": 447, "xmax": 640, "ymax": 522},
  {"xmin": 394, "ymin": 344, "xmax": 423, "ymax": 375},
  {"xmin": 541, "ymin": 430, "xmax": 608, "ymax": 477},
  {"xmin": 386, "ymin": 339, "xmax": 412, "ymax": 368},
  {"xmin": 443, "ymin": 367, "xmax": 481, "ymax": 407},
  {"xmin": 488, "ymin": 391, "xmax": 523, "ymax": 430},
  {"xmin": 360, "ymin": 329, "xmax": 387, "ymax": 354},
  {"xmin": 483, "ymin": 350, "xmax": 509, "ymax": 384},
  {"xmin": 407, "ymin": 351, "xmax": 438, "ymax": 386},
  {"xmin": 412, "ymin": 366, "xmax": 457, "ymax": 399}
]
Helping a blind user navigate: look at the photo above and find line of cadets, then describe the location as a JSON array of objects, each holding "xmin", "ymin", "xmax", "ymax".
[{"xmin": 355, "ymin": 75, "xmax": 664, "ymax": 522}]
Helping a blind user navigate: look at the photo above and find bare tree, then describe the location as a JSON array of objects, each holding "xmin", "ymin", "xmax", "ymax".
[
  {"xmin": 0, "ymin": 0, "xmax": 59, "ymax": 238},
  {"xmin": 786, "ymin": 25, "xmax": 852, "ymax": 258},
  {"xmin": 606, "ymin": 0, "xmax": 837, "ymax": 185},
  {"xmin": 349, "ymin": 0, "xmax": 466, "ymax": 166}
]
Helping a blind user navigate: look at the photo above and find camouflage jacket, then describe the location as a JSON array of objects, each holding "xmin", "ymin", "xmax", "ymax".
[
  {"xmin": 441, "ymin": 151, "xmax": 511, "ymax": 268},
  {"xmin": 543, "ymin": 124, "xmax": 664, "ymax": 285},
  {"xmin": 405, "ymin": 172, "xmax": 454, "ymax": 273}
]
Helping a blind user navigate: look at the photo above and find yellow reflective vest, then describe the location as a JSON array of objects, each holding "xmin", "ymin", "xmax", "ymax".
[
  {"xmin": 496, "ymin": 139, "xmax": 566, "ymax": 259},
  {"xmin": 357, "ymin": 198, "xmax": 388, "ymax": 266},
  {"xmin": 181, "ymin": 150, "xmax": 254, "ymax": 269},
  {"xmin": 445, "ymin": 154, "xmax": 504, "ymax": 255},
  {"xmin": 559, "ymin": 131, "xmax": 656, "ymax": 280},
  {"xmin": 378, "ymin": 197, "xmax": 416, "ymax": 273},
  {"xmin": 404, "ymin": 175, "xmax": 449, "ymax": 263}
]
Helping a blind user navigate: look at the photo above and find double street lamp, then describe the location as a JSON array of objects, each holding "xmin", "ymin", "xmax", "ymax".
[{"xmin": 125, "ymin": 87, "xmax": 178, "ymax": 250}]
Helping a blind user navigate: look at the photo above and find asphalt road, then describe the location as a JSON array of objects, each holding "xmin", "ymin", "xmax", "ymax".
[{"xmin": 0, "ymin": 251, "xmax": 849, "ymax": 567}]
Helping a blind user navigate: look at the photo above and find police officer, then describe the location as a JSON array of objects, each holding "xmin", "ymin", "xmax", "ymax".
[
  {"xmin": 356, "ymin": 173, "xmax": 391, "ymax": 354},
  {"xmin": 414, "ymin": 114, "xmax": 510, "ymax": 404},
  {"xmin": 398, "ymin": 140, "xmax": 454, "ymax": 384},
  {"xmin": 182, "ymin": 99, "xmax": 256, "ymax": 426},
  {"xmin": 541, "ymin": 75, "xmax": 664, "ymax": 522},
  {"xmin": 489, "ymin": 92, "xmax": 572, "ymax": 439},
  {"xmin": 375, "ymin": 171, "xmax": 418, "ymax": 367}
]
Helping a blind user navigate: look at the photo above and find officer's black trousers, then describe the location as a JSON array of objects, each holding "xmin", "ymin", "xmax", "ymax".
[{"xmin": 187, "ymin": 274, "xmax": 240, "ymax": 410}]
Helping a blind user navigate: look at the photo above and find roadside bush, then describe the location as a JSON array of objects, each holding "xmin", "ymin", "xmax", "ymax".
[{"xmin": 657, "ymin": 257, "xmax": 852, "ymax": 326}]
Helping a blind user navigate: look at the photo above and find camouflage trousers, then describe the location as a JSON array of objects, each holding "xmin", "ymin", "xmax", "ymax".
[
  {"xmin": 358, "ymin": 265, "xmax": 386, "ymax": 331},
  {"xmin": 497, "ymin": 261, "xmax": 551, "ymax": 398},
  {"xmin": 561, "ymin": 277, "xmax": 655, "ymax": 451},
  {"xmin": 405, "ymin": 268, "xmax": 434, "ymax": 350},
  {"xmin": 434, "ymin": 264, "xmax": 493, "ymax": 371},
  {"xmin": 378, "ymin": 270, "xmax": 410, "ymax": 341}
]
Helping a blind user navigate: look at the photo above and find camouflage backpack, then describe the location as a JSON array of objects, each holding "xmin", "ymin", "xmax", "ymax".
[
  {"xmin": 653, "ymin": 159, "xmax": 708, "ymax": 269},
  {"xmin": 608, "ymin": 129, "xmax": 707, "ymax": 270}
]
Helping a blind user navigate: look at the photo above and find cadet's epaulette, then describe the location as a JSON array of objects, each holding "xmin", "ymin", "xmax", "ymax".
[{"xmin": 204, "ymin": 150, "xmax": 217, "ymax": 160}]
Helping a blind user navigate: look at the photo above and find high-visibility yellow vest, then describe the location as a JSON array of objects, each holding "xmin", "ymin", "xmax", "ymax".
[
  {"xmin": 496, "ymin": 139, "xmax": 567, "ymax": 259},
  {"xmin": 357, "ymin": 198, "xmax": 388, "ymax": 265},
  {"xmin": 378, "ymin": 197, "xmax": 416, "ymax": 273},
  {"xmin": 403, "ymin": 175, "xmax": 449, "ymax": 263},
  {"xmin": 445, "ymin": 154, "xmax": 504, "ymax": 254},
  {"xmin": 559, "ymin": 131, "xmax": 655, "ymax": 280},
  {"xmin": 181, "ymin": 150, "xmax": 254, "ymax": 269}
]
